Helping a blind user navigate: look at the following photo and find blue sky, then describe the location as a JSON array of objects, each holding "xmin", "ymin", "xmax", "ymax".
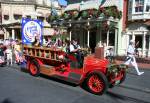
[{"xmin": 58, "ymin": 0, "xmax": 67, "ymax": 6}]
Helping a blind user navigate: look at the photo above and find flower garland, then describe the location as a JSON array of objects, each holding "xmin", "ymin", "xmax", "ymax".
[
  {"xmin": 98, "ymin": 6, "xmax": 122, "ymax": 19},
  {"xmin": 58, "ymin": 6, "xmax": 122, "ymax": 21},
  {"xmin": 47, "ymin": 15, "xmax": 60, "ymax": 22},
  {"xmin": 88, "ymin": 9, "xmax": 98, "ymax": 18},
  {"xmin": 63, "ymin": 12, "xmax": 71, "ymax": 20},
  {"xmin": 71, "ymin": 11, "xmax": 79, "ymax": 19},
  {"xmin": 81, "ymin": 10, "xmax": 89, "ymax": 19},
  {"xmin": 63, "ymin": 10, "xmax": 79, "ymax": 20}
]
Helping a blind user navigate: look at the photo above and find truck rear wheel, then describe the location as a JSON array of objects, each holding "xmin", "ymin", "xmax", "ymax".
[
  {"xmin": 29, "ymin": 60, "xmax": 40, "ymax": 76},
  {"xmin": 85, "ymin": 72, "xmax": 108, "ymax": 95}
]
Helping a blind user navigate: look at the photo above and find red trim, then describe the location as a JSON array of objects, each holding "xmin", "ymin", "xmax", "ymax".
[{"xmin": 35, "ymin": 58, "xmax": 44, "ymax": 65}]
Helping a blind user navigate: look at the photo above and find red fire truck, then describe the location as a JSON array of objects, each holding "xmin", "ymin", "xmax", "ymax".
[{"xmin": 23, "ymin": 45, "xmax": 127, "ymax": 95}]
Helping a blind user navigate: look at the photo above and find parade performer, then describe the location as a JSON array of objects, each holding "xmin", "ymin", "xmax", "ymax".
[{"xmin": 124, "ymin": 40, "xmax": 144, "ymax": 76}]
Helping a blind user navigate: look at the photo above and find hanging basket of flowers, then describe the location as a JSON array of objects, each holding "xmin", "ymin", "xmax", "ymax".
[
  {"xmin": 88, "ymin": 9, "xmax": 98, "ymax": 18},
  {"xmin": 81, "ymin": 10, "xmax": 89, "ymax": 19},
  {"xmin": 47, "ymin": 15, "xmax": 58, "ymax": 22},
  {"xmin": 63, "ymin": 12, "xmax": 71, "ymax": 20},
  {"xmin": 71, "ymin": 11, "xmax": 79, "ymax": 19},
  {"xmin": 98, "ymin": 6, "xmax": 122, "ymax": 19},
  {"xmin": 117, "ymin": 11, "xmax": 122, "ymax": 19}
]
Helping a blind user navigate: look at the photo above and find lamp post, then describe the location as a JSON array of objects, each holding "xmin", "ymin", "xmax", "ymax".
[
  {"xmin": 87, "ymin": 21, "xmax": 90, "ymax": 47},
  {"xmin": 106, "ymin": 20, "xmax": 110, "ymax": 47}
]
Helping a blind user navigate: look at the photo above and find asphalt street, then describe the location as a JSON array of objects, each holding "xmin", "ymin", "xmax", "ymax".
[{"xmin": 0, "ymin": 65, "xmax": 150, "ymax": 103}]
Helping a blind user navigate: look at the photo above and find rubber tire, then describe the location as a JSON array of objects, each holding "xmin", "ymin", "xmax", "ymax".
[
  {"xmin": 85, "ymin": 72, "xmax": 108, "ymax": 95},
  {"xmin": 119, "ymin": 70, "xmax": 126, "ymax": 84},
  {"xmin": 29, "ymin": 60, "xmax": 40, "ymax": 77},
  {"xmin": 109, "ymin": 70, "xmax": 127, "ymax": 88}
]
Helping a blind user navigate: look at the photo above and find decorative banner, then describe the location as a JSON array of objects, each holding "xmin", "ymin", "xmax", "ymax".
[{"xmin": 22, "ymin": 18, "xmax": 43, "ymax": 45}]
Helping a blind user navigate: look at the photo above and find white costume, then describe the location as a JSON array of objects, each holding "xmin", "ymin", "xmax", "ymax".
[
  {"xmin": 124, "ymin": 40, "xmax": 144, "ymax": 75},
  {"xmin": 5, "ymin": 48, "xmax": 13, "ymax": 65}
]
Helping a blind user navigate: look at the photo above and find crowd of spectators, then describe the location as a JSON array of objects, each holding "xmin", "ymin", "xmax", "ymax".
[{"xmin": 0, "ymin": 39, "xmax": 24, "ymax": 66}]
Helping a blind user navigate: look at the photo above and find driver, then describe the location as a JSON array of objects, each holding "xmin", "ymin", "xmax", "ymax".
[
  {"xmin": 70, "ymin": 39, "xmax": 82, "ymax": 67},
  {"xmin": 70, "ymin": 39, "xmax": 81, "ymax": 53}
]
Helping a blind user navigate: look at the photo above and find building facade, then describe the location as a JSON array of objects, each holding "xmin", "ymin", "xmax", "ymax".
[
  {"xmin": 63, "ymin": 0, "xmax": 124, "ymax": 55},
  {"xmin": 123, "ymin": 0, "xmax": 150, "ymax": 57},
  {"xmin": 0, "ymin": 0, "xmax": 61, "ymax": 41}
]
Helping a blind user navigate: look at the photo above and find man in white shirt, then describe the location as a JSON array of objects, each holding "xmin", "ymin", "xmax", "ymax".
[
  {"xmin": 124, "ymin": 40, "xmax": 144, "ymax": 76},
  {"xmin": 69, "ymin": 39, "xmax": 82, "ymax": 67},
  {"xmin": 70, "ymin": 39, "xmax": 81, "ymax": 53}
]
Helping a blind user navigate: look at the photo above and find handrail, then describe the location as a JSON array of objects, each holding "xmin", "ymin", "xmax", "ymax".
[{"xmin": 23, "ymin": 45, "xmax": 64, "ymax": 60}]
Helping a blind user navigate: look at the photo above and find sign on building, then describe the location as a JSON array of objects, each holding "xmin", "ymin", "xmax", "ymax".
[{"xmin": 22, "ymin": 18, "xmax": 43, "ymax": 45}]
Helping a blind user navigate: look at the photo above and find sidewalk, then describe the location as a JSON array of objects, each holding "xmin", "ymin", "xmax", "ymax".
[{"xmin": 116, "ymin": 60, "xmax": 150, "ymax": 69}]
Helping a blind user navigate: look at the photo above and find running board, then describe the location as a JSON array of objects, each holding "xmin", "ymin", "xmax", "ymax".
[{"xmin": 40, "ymin": 65, "xmax": 55, "ymax": 76}]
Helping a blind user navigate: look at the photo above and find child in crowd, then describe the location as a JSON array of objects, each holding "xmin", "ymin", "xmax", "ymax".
[
  {"xmin": 5, "ymin": 45, "xmax": 13, "ymax": 66},
  {"xmin": 14, "ymin": 40, "xmax": 23, "ymax": 64}
]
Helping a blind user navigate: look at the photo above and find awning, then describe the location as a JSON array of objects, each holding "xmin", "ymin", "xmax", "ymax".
[
  {"xmin": 101, "ymin": 0, "xmax": 119, "ymax": 8},
  {"xmin": 3, "ymin": 10, "xmax": 9, "ymax": 15},
  {"xmin": 37, "ymin": 12, "xmax": 44, "ymax": 17},
  {"xmin": 65, "ymin": 3, "xmax": 80, "ymax": 11},
  {"xmin": 80, "ymin": 1, "xmax": 99, "ymax": 11},
  {"xmin": 13, "ymin": 9, "xmax": 22, "ymax": 15},
  {"xmin": 144, "ymin": 20, "xmax": 150, "ymax": 26}
]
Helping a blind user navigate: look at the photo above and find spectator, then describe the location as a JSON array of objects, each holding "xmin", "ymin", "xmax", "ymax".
[
  {"xmin": 53, "ymin": 38, "xmax": 63, "ymax": 48},
  {"xmin": 32, "ymin": 35, "xmax": 40, "ymax": 46},
  {"xmin": 106, "ymin": 47, "xmax": 114, "ymax": 62},
  {"xmin": 46, "ymin": 37, "xmax": 53, "ymax": 47},
  {"xmin": 0, "ymin": 43, "xmax": 5, "ymax": 65},
  {"xmin": 14, "ymin": 40, "xmax": 23, "ymax": 64}
]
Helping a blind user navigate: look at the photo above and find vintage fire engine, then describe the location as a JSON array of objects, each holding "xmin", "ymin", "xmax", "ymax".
[{"xmin": 23, "ymin": 45, "xmax": 127, "ymax": 95}]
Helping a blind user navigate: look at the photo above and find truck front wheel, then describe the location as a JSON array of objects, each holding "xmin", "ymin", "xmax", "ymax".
[{"xmin": 85, "ymin": 72, "xmax": 108, "ymax": 95}]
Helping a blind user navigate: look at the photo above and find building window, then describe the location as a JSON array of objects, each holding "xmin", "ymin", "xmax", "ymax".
[
  {"xmin": 146, "ymin": 0, "xmax": 150, "ymax": 12},
  {"xmin": 135, "ymin": 0, "xmax": 144, "ymax": 12},
  {"xmin": 135, "ymin": 35, "xmax": 142, "ymax": 48},
  {"xmin": 128, "ymin": 0, "xmax": 132, "ymax": 14},
  {"xmin": 146, "ymin": 35, "xmax": 149, "ymax": 49},
  {"xmin": 14, "ymin": 14, "xmax": 22, "ymax": 20},
  {"xmin": 4, "ymin": 15, "xmax": 9, "ymax": 20},
  {"xmin": 26, "ymin": 16, "xmax": 31, "ymax": 19},
  {"xmin": 146, "ymin": 5, "xmax": 150, "ymax": 12}
]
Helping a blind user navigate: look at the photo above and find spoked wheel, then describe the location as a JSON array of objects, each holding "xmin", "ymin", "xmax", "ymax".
[
  {"xmin": 119, "ymin": 70, "xmax": 126, "ymax": 84},
  {"xmin": 29, "ymin": 60, "xmax": 40, "ymax": 76},
  {"xmin": 86, "ymin": 72, "xmax": 108, "ymax": 95}
]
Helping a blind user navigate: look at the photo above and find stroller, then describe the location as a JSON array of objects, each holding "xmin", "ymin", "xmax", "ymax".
[{"xmin": 0, "ymin": 56, "xmax": 5, "ymax": 67}]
